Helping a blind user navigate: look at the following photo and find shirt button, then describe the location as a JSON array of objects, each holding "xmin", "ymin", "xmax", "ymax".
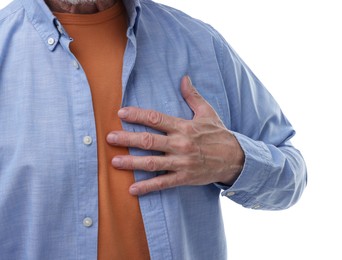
[
  {"xmin": 47, "ymin": 37, "xmax": 55, "ymax": 45},
  {"xmin": 252, "ymin": 204, "xmax": 261, "ymax": 209},
  {"xmin": 83, "ymin": 136, "xmax": 93, "ymax": 145},
  {"xmin": 227, "ymin": 191, "xmax": 235, "ymax": 197},
  {"xmin": 73, "ymin": 60, "xmax": 79, "ymax": 69},
  {"xmin": 83, "ymin": 217, "xmax": 93, "ymax": 227}
]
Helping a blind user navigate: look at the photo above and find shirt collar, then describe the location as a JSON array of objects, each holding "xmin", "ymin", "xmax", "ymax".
[
  {"xmin": 122, "ymin": 0, "xmax": 141, "ymax": 34},
  {"xmin": 19, "ymin": 0, "xmax": 142, "ymax": 52}
]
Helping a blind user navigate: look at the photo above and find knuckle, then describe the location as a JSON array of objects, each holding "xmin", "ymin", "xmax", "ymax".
[
  {"xmin": 114, "ymin": 132, "xmax": 131, "ymax": 147},
  {"xmin": 179, "ymin": 121, "xmax": 196, "ymax": 135},
  {"xmin": 145, "ymin": 157, "xmax": 158, "ymax": 171},
  {"xmin": 130, "ymin": 109, "xmax": 140, "ymax": 121},
  {"xmin": 141, "ymin": 132, "xmax": 154, "ymax": 150},
  {"xmin": 124, "ymin": 133, "xmax": 132, "ymax": 147},
  {"xmin": 140, "ymin": 184, "xmax": 151, "ymax": 195},
  {"xmin": 125, "ymin": 157, "xmax": 134, "ymax": 169},
  {"xmin": 179, "ymin": 140, "xmax": 196, "ymax": 154},
  {"xmin": 147, "ymin": 110, "xmax": 162, "ymax": 126},
  {"xmin": 182, "ymin": 157, "xmax": 197, "ymax": 168}
]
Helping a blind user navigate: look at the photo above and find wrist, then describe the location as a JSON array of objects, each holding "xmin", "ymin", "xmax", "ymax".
[{"xmin": 219, "ymin": 137, "xmax": 245, "ymax": 186}]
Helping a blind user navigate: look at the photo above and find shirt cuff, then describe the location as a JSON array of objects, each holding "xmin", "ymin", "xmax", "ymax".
[{"xmin": 215, "ymin": 131, "xmax": 272, "ymax": 209}]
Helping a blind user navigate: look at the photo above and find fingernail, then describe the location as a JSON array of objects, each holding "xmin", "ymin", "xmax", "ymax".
[
  {"xmin": 129, "ymin": 185, "xmax": 139, "ymax": 196},
  {"xmin": 118, "ymin": 108, "xmax": 128, "ymax": 118},
  {"xmin": 112, "ymin": 157, "xmax": 123, "ymax": 168},
  {"xmin": 107, "ymin": 133, "xmax": 118, "ymax": 144}
]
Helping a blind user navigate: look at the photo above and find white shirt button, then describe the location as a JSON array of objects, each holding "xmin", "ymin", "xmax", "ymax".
[
  {"xmin": 83, "ymin": 136, "xmax": 93, "ymax": 145},
  {"xmin": 252, "ymin": 204, "xmax": 261, "ymax": 209},
  {"xmin": 47, "ymin": 37, "xmax": 55, "ymax": 45},
  {"xmin": 83, "ymin": 217, "xmax": 93, "ymax": 227},
  {"xmin": 227, "ymin": 191, "xmax": 235, "ymax": 197},
  {"xmin": 73, "ymin": 60, "xmax": 79, "ymax": 69}
]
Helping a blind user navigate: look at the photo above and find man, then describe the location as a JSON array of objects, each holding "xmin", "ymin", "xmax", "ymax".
[{"xmin": 0, "ymin": 0, "xmax": 307, "ymax": 259}]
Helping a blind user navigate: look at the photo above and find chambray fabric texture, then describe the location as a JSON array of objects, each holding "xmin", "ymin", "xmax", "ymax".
[{"xmin": 0, "ymin": 0, "xmax": 307, "ymax": 259}]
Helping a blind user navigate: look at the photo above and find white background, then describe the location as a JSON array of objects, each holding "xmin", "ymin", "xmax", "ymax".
[{"xmin": 1, "ymin": 1, "xmax": 341, "ymax": 259}]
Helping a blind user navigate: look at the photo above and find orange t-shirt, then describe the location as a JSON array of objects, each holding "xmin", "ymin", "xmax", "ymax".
[{"xmin": 55, "ymin": 3, "xmax": 150, "ymax": 260}]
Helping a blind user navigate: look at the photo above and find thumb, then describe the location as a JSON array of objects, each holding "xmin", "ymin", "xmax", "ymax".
[{"xmin": 180, "ymin": 75, "xmax": 217, "ymax": 118}]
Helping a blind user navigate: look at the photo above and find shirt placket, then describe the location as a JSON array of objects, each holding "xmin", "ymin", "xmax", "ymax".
[{"xmin": 62, "ymin": 35, "xmax": 99, "ymax": 259}]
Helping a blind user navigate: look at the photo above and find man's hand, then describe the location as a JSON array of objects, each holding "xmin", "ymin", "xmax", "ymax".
[{"xmin": 107, "ymin": 76, "xmax": 245, "ymax": 196}]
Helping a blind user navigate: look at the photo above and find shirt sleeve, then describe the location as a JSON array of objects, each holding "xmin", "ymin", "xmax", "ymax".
[{"xmin": 212, "ymin": 31, "xmax": 307, "ymax": 210}]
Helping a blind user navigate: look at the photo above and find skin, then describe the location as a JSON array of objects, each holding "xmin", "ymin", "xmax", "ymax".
[
  {"xmin": 45, "ymin": 0, "xmax": 117, "ymax": 13},
  {"xmin": 44, "ymin": 0, "xmax": 245, "ymax": 196},
  {"xmin": 107, "ymin": 76, "xmax": 245, "ymax": 196}
]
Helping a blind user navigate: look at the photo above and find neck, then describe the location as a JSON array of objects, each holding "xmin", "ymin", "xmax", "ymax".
[{"xmin": 45, "ymin": 0, "xmax": 118, "ymax": 14}]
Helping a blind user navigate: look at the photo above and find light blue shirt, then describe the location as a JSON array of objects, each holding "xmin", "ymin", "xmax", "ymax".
[{"xmin": 0, "ymin": 0, "xmax": 307, "ymax": 259}]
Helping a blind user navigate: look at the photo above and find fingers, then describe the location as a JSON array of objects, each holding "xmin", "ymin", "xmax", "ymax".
[
  {"xmin": 107, "ymin": 131, "xmax": 172, "ymax": 153},
  {"xmin": 111, "ymin": 155, "xmax": 179, "ymax": 172},
  {"xmin": 129, "ymin": 172, "xmax": 181, "ymax": 196},
  {"xmin": 180, "ymin": 76, "xmax": 218, "ymax": 118},
  {"xmin": 112, "ymin": 155, "xmax": 185, "ymax": 196},
  {"xmin": 107, "ymin": 129, "xmax": 199, "ymax": 155},
  {"xmin": 109, "ymin": 75, "xmax": 224, "ymax": 196},
  {"xmin": 118, "ymin": 107, "xmax": 179, "ymax": 134}
]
